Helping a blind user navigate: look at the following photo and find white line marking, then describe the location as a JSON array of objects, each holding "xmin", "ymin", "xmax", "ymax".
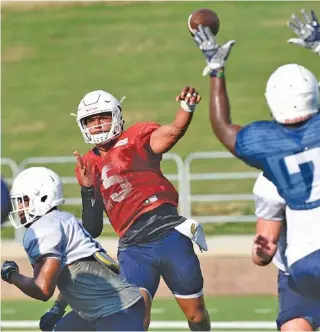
[
  {"xmin": 2, "ymin": 308, "xmax": 16, "ymax": 315},
  {"xmin": 1, "ymin": 320, "xmax": 277, "ymax": 329},
  {"xmin": 151, "ymin": 308, "xmax": 166, "ymax": 314},
  {"xmin": 254, "ymin": 308, "xmax": 272, "ymax": 314}
]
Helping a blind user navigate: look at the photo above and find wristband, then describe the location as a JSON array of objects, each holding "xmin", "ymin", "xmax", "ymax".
[
  {"xmin": 81, "ymin": 186, "xmax": 95, "ymax": 197},
  {"xmin": 210, "ymin": 68, "xmax": 225, "ymax": 78}
]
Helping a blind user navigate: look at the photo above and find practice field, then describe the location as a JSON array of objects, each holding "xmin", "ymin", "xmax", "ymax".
[
  {"xmin": 3, "ymin": 1, "xmax": 320, "ymax": 161},
  {"xmin": 1, "ymin": 295, "xmax": 278, "ymax": 331},
  {"xmin": 2, "ymin": 1, "xmax": 320, "ymax": 235}
]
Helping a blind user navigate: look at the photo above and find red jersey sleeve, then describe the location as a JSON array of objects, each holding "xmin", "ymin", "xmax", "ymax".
[{"xmin": 133, "ymin": 122, "xmax": 161, "ymax": 156}]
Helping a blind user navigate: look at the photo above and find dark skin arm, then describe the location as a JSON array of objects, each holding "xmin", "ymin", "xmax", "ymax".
[
  {"xmin": 150, "ymin": 86, "xmax": 201, "ymax": 155},
  {"xmin": 209, "ymin": 75, "xmax": 242, "ymax": 155},
  {"xmin": 9, "ymin": 257, "xmax": 61, "ymax": 302}
]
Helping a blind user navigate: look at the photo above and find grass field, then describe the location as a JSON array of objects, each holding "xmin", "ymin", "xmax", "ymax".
[
  {"xmin": 1, "ymin": 296, "xmax": 278, "ymax": 331},
  {"xmin": 2, "ymin": 1, "xmax": 320, "ymax": 236}
]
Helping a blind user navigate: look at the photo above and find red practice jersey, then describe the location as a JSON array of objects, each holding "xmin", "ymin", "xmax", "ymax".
[{"xmin": 75, "ymin": 122, "xmax": 179, "ymax": 237}]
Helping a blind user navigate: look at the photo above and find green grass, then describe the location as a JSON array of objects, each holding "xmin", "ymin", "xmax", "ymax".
[
  {"xmin": 2, "ymin": 1, "xmax": 320, "ymax": 237},
  {"xmin": 1, "ymin": 296, "xmax": 278, "ymax": 331}
]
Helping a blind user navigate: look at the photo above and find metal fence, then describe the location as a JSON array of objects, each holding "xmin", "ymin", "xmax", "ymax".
[{"xmin": 1, "ymin": 152, "xmax": 260, "ymax": 237}]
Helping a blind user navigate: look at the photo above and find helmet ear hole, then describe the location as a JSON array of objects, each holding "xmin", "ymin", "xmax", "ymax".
[{"xmin": 41, "ymin": 195, "xmax": 48, "ymax": 203}]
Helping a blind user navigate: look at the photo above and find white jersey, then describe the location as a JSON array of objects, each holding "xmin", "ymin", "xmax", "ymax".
[
  {"xmin": 23, "ymin": 209, "xmax": 102, "ymax": 266},
  {"xmin": 253, "ymin": 173, "xmax": 288, "ymax": 272},
  {"xmin": 285, "ymin": 204, "xmax": 320, "ymax": 266}
]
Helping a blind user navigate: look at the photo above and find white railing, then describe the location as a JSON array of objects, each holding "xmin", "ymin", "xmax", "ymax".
[
  {"xmin": 184, "ymin": 151, "xmax": 260, "ymax": 221},
  {"xmin": 2, "ymin": 152, "xmax": 260, "ymax": 240}
]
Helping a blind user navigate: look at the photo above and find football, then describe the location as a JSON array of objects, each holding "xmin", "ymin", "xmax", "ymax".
[{"xmin": 187, "ymin": 8, "xmax": 220, "ymax": 36}]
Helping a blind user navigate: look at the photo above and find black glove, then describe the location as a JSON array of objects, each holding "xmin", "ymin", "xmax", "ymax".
[
  {"xmin": 1, "ymin": 260, "xmax": 19, "ymax": 282},
  {"xmin": 39, "ymin": 301, "xmax": 66, "ymax": 331}
]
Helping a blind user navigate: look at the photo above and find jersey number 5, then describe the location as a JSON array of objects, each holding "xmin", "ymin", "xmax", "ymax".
[
  {"xmin": 284, "ymin": 147, "xmax": 320, "ymax": 203},
  {"xmin": 101, "ymin": 165, "xmax": 133, "ymax": 202}
]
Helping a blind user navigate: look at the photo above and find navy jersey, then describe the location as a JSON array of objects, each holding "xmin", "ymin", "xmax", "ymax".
[{"xmin": 235, "ymin": 113, "xmax": 320, "ymax": 210}]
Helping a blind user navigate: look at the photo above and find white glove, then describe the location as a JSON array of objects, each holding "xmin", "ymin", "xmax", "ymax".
[
  {"xmin": 175, "ymin": 219, "xmax": 208, "ymax": 252},
  {"xmin": 193, "ymin": 25, "xmax": 236, "ymax": 76},
  {"xmin": 287, "ymin": 9, "xmax": 320, "ymax": 55}
]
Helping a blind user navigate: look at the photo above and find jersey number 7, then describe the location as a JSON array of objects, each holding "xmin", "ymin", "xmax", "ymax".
[{"xmin": 285, "ymin": 147, "xmax": 320, "ymax": 203}]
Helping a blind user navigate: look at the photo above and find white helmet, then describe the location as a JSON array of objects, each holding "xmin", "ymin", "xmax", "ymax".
[
  {"xmin": 76, "ymin": 90, "xmax": 124, "ymax": 145},
  {"xmin": 9, "ymin": 167, "xmax": 65, "ymax": 229},
  {"xmin": 265, "ymin": 64, "xmax": 319, "ymax": 124}
]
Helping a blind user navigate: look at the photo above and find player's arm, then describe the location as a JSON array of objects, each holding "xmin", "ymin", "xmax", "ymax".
[
  {"xmin": 252, "ymin": 174, "xmax": 285, "ymax": 266},
  {"xmin": 252, "ymin": 218, "xmax": 281, "ymax": 266},
  {"xmin": 209, "ymin": 75, "xmax": 242, "ymax": 154},
  {"xmin": 74, "ymin": 151, "xmax": 104, "ymax": 238},
  {"xmin": 81, "ymin": 186, "xmax": 104, "ymax": 238},
  {"xmin": 193, "ymin": 25, "xmax": 241, "ymax": 155},
  {"xmin": 4, "ymin": 257, "xmax": 61, "ymax": 301},
  {"xmin": 287, "ymin": 9, "xmax": 320, "ymax": 55},
  {"xmin": 149, "ymin": 86, "xmax": 201, "ymax": 154}
]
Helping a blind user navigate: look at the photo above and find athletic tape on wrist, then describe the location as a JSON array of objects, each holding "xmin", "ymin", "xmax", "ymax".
[{"xmin": 180, "ymin": 100, "xmax": 196, "ymax": 113}]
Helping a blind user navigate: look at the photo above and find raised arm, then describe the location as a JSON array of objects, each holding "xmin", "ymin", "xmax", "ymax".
[
  {"xmin": 192, "ymin": 25, "xmax": 242, "ymax": 155},
  {"xmin": 149, "ymin": 86, "xmax": 201, "ymax": 154},
  {"xmin": 287, "ymin": 9, "xmax": 320, "ymax": 55}
]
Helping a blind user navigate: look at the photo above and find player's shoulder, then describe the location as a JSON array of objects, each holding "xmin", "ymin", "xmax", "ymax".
[
  {"xmin": 253, "ymin": 172, "xmax": 284, "ymax": 202},
  {"xmin": 304, "ymin": 112, "xmax": 320, "ymax": 135},
  {"xmin": 26, "ymin": 210, "xmax": 73, "ymax": 235},
  {"xmin": 239, "ymin": 120, "xmax": 278, "ymax": 139},
  {"xmin": 24, "ymin": 210, "xmax": 75, "ymax": 245},
  {"xmin": 235, "ymin": 120, "xmax": 282, "ymax": 158},
  {"xmin": 124, "ymin": 122, "xmax": 161, "ymax": 136},
  {"xmin": 308, "ymin": 112, "xmax": 320, "ymax": 125},
  {"xmin": 81, "ymin": 148, "xmax": 101, "ymax": 163}
]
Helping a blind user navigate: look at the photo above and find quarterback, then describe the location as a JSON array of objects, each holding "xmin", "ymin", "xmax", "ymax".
[
  {"xmin": 66, "ymin": 85, "xmax": 211, "ymax": 331},
  {"xmin": 193, "ymin": 9, "xmax": 320, "ymax": 298},
  {"xmin": 1, "ymin": 167, "xmax": 144, "ymax": 331}
]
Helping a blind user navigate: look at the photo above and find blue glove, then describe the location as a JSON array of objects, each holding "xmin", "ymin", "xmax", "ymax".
[
  {"xmin": 1, "ymin": 260, "xmax": 19, "ymax": 283},
  {"xmin": 39, "ymin": 302, "xmax": 66, "ymax": 331},
  {"xmin": 288, "ymin": 9, "xmax": 320, "ymax": 55}
]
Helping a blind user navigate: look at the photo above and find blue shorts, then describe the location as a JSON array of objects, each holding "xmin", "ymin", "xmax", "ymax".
[
  {"xmin": 277, "ymin": 270, "xmax": 320, "ymax": 330},
  {"xmin": 117, "ymin": 229, "xmax": 203, "ymax": 299},
  {"xmin": 289, "ymin": 249, "xmax": 320, "ymax": 299},
  {"xmin": 54, "ymin": 298, "xmax": 145, "ymax": 331}
]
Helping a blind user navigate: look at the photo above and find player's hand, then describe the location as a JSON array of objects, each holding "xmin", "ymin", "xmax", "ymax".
[
  {"xmin": 193, "ymin": 25, "xmax": 236, "ymax": 76},
  {"xmin": 1, "ymin": 260, "xmax": 19, "ymax": 283},
  {"xmin": 176, "ymin": 86, "xmax": 201, "ymax": 113},
  {"xmin": 253, "ymin": 235, "xmax": 277, "ymax": 264},
  {"xmin": 73, "ymin": 150, "xmax": 94, "ymax": 188},
  {"xmin": 287, "ymin": 9, "xmax": 320, "ymax": 55},
  {"xmin": 39, "ymin": 302, "xmax": 66, "ymax": 331}
]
